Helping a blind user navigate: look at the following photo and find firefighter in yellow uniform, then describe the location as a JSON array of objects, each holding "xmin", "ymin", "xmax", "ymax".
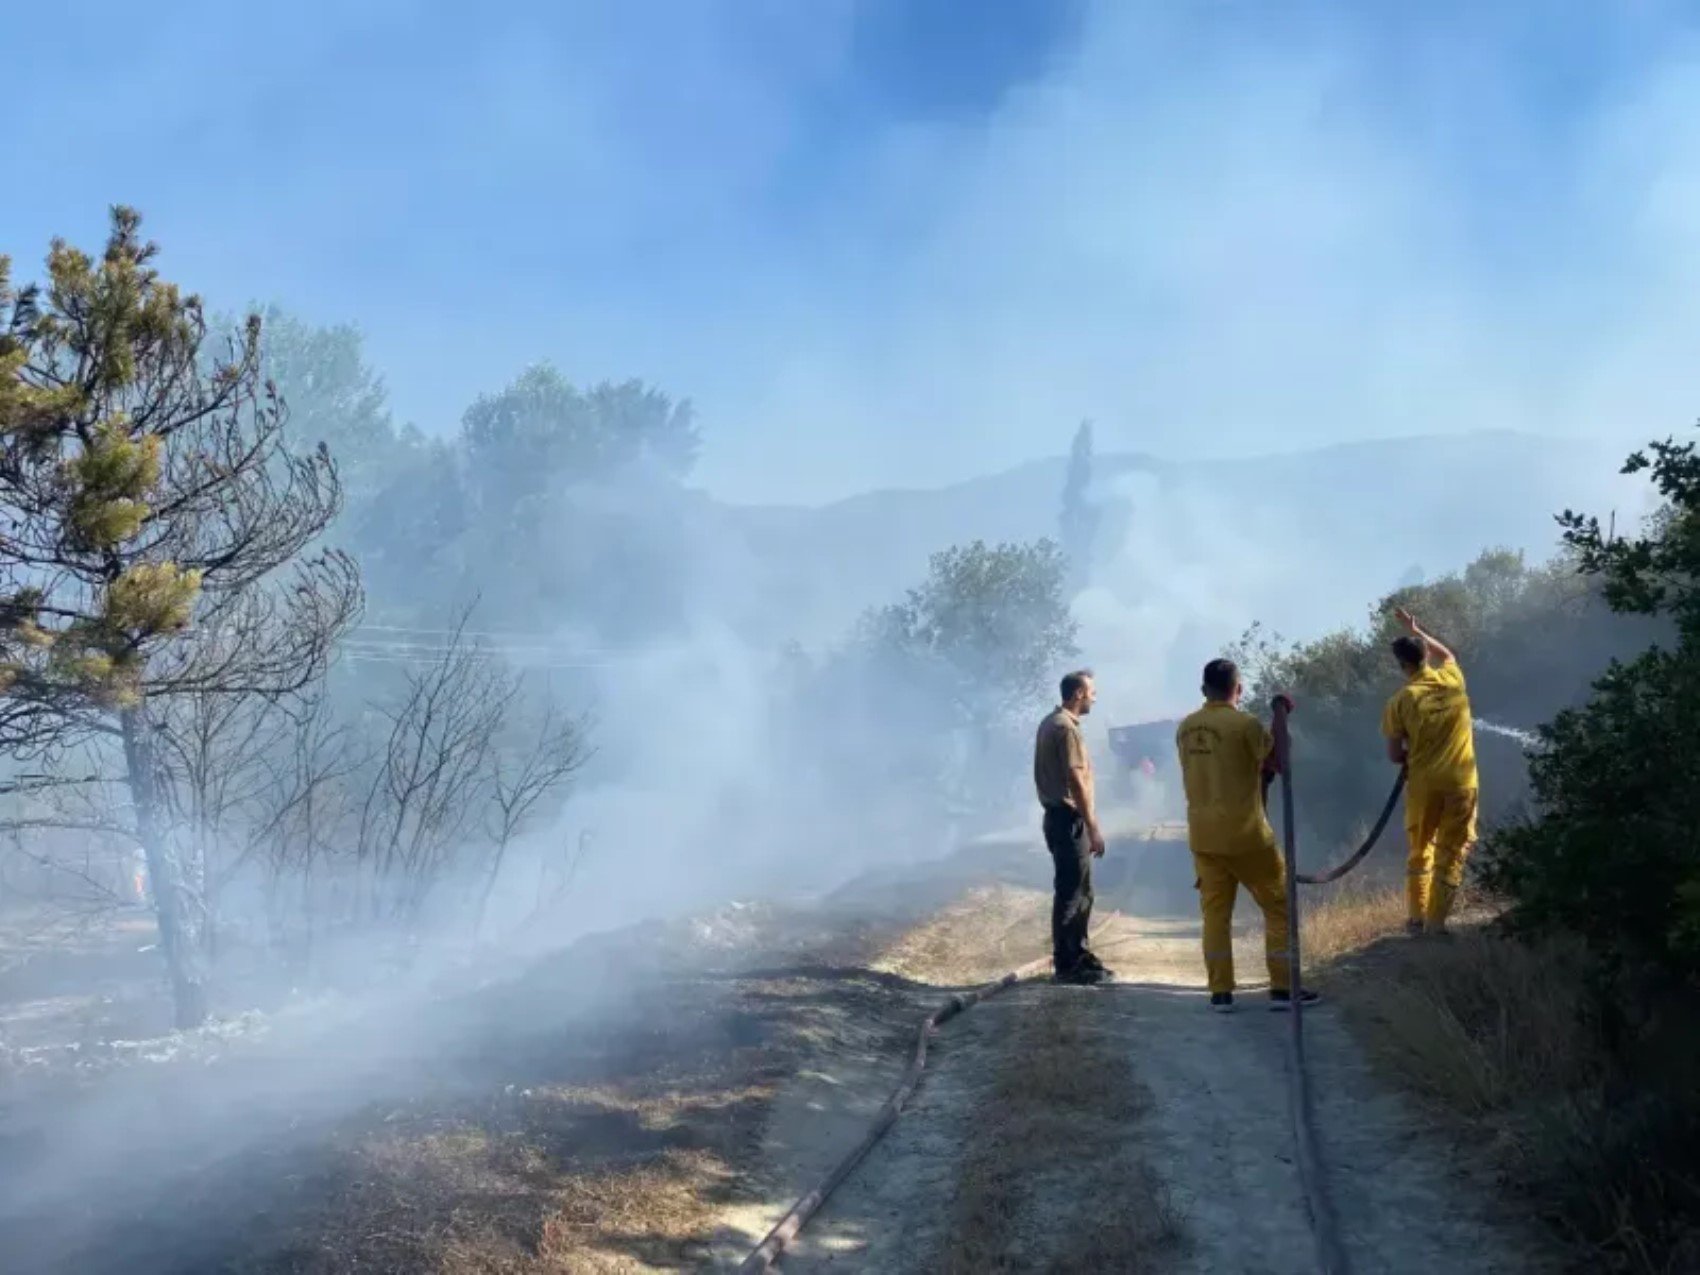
[
  {"xmin": 1176, "ymin": 658, "xmax": 1319, "ymax": 1013},
  {"xmin": 1381, "ymin": 607, "xmax": 1479, "ymax": 935}
]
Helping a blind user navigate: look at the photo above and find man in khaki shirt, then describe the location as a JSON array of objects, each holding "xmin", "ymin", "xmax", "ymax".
[{"xmin": 1034, "ymin": 669, "xmax": 1112, "ymax": 984}]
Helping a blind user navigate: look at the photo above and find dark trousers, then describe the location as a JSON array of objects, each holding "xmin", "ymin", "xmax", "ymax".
[{"xmin": 1043, "ymin": 805, "xmax": 1094, "ymax": 972}]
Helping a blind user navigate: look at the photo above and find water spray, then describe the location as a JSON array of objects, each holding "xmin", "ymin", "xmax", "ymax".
[{"xmin": 1472, "ymin": 718, "xmax": 1542, "ymax": 750}]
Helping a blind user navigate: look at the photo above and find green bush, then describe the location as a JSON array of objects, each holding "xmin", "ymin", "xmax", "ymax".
[
  {"xmin": 1304, "ymin": 439, "xmax": 1700, "ymax": 1273},
  {"xmin": 1480, "ymin": 647, "xmax": 1700, "ymax": 976},
  {"xmin": 1479, "ymin": 438, "xmax": 1700, "ymax": 981}
]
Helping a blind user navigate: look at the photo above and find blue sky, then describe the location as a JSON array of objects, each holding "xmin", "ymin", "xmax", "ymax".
[{"xmin": 5, "ymin": 2, "xmax": 1700, "ymax": 502}]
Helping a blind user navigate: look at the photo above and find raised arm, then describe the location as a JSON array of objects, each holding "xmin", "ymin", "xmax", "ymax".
[{"xmin": 1394, "ymin": 606, "xmax": 1457, "ymax": 666}]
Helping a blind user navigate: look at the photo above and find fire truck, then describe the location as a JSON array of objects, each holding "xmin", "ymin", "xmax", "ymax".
[
  {"xmin": 1106, "ymin": 716, "xmax": 1183, "ymax": 787},
  {"xmin": 1096, "ymin": 715, "xmax": 1194, "ymax": 901}
]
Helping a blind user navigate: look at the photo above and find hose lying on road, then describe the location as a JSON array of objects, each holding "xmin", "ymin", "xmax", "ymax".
[
  {"xmin": 742, "ymin": 714, "xmax": 1402, "ymax": 1274},
  {"xmin": 1272, "ymin": 696, "xmax": 1351, "ymax": 1275},
  {"xmin": 738, "ymin": 956, "xmax": 1053, "ymax": 1273},
  {"xmin": 1274, "ymin": 726, "xmax": 1403, "ymax": 1275}
]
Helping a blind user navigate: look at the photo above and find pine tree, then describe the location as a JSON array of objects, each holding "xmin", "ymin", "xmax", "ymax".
[
  {"xmin": 1059, "ymin": 419, "xmax": 1100, "ymax": 588},
  {"xmin": 0, "ymin": 209, "xmax": 360, "ymax": 1027}
]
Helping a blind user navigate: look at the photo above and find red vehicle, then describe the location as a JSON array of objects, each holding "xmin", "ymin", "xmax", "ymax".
[{"xmin": 1107, "ymin": 718, "xmax": 1182, "ymax": 782}]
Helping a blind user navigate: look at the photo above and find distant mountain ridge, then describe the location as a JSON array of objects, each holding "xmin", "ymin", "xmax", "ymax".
[{"xmin": 698, "ymin": 430, "xmax": 1649, "ymax": 650}]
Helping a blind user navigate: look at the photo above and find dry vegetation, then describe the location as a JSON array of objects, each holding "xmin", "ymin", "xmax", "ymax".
[
  {"xmin": 379, "ymin": 884, "xmax": 1132, "ymax": 1272},
  {"xmin": 1304, "ymin": 883, "xmax": 1700, "ymax": 1273},
  {"xmin": 234, "ymin": 966, "xmax": 926, "ymax": 1275},
  {"xmin": 0, "ymin": 896, "xmax": 954, "ymax": 1274},
  {"xmin": 317, "ymin": 1089, "xmax": 756, "ymax": 1274},
  {"xmin": 867, "ymin": 879, "xmax": 1160, "ymax": 987},
  {"xmin": 4, "ymin": 1006, "xmax": 778, "ymax": 1273},
  {"xmin": 869, "ymin": 884, "xmax": 1053, "ymax": 985},
  {"xmin": 535, "ymin": 1150, "xmax": 731, "ymax": 1272},
  {"xmin": 932, "ymin": 989, "xmax": 1186, "ymax": 1274}
]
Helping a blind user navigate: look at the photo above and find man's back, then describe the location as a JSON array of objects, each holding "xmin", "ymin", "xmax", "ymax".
[
  {"xmin": 1034, "ymin": 707, "xmax": 1089, "ymax": 811},
  {"xmin": 1175, "ymin": 702, "xmax": 1275, "ymax": 856},
  {"xmin": 1382, "ymin": 662, "xmax": 1477, "ymax": 792}
]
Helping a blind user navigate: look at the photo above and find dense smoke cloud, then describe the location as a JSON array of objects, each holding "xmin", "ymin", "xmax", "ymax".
[
  {"xmin": 2, "ymin": 6, "xmax": 1697, "ymax": 1270},
  {"xmin": 7, "ymin": 5, "xmax": 1700, "ymax": 500}
]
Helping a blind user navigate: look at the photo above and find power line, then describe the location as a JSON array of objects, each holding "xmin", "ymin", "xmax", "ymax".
[
  {"xmin": 343, "ymin": 641, "xmax": 588, "ymax": 657},
  {"xmin": 342, "ymin": 643, "xmax": 605, "ymax": 659},
  {"xmin": 353, "ymin": 623, "xmax": 611, "ymax": 649},
  {"xmin": 340, "ymin": 648, "xmax": 612, "ymax": 671}
]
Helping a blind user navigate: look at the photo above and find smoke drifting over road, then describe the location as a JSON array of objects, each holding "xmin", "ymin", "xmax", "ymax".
[{"xmin": 3, "ymin": 4, "xmax": 1696, "ymax": 1272}]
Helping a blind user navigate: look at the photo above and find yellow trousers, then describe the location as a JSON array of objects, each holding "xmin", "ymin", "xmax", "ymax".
[
  {"xmin": 1193, "ymin": 845, "xmax": 1291, "ymax": 995},
  {"xmin": 1404, "ymin": 786, "xmax": 1479, "ymax": 931}
]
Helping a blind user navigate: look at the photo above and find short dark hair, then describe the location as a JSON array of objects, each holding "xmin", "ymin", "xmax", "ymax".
[
  {"xmin": 1202, "ymin": 658, "xmax": 1239, "ymax": 699},
  {"xmin": 1391, "ymin": 636, "xmax": 1425, "ymax": 668},
  {"xmin": 1059, "ymin": 669, "xmax": 1094, "ymax": 703}
]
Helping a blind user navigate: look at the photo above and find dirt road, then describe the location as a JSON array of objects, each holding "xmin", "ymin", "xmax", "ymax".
[
  {"xmin": 1, "ymin": 837, "xmax": 1543, "ymax": 1273},
  {"xmin": 726, "ymin": 901, "xmax": 1539, "ymax": 1274}
]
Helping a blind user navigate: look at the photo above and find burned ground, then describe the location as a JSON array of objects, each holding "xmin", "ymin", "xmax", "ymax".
[
  {"xmin": 0, "ymin": 841, "xmax": 1072, "ymax": 1273},
  {"xmin": 0, "ymin": 832, "xmax": 1544, "ymax": 1273}
]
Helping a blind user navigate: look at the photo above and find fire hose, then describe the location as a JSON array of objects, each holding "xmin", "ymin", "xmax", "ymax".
[
  {"xmin": 1266, "ymin": 722, "xmax": 1407, "ymax": 887},
  {"xmin": 1271, "ymin": 694, "xmax": 1396, "ymax": 1275},
  {"xmin": 740, "ymin": 697, "xmax": 1405, "ymax": 1274},
  {"xmin": 738, "ymin": 957, "xmax": 1053, "ymax": 1273}
]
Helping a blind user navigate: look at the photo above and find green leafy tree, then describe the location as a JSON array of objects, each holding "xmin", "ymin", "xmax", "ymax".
[
  {"xmin": 863, "ymin": 539, "xmax": 1078, "ymax": 817},
  {"xmin": 249, "ymin": 307, "xmax": 396, "ymax": 503},
  {"xmin": 240, "ymin": 308, "xmax": 467, "ymax": 618},
  {"xmin": 1480, "ymin": 438, "xmax": 1700, "ymax": 976},
  {"xmin": 779, "ymin": 538, "xmax": 1079, "ymax": 846},
  {"xmin": 350, "ymin": 431, "xmax": 468, "ymax": 614},
  {"xmin": 461, "ymin": 364, "xmax": 698, "ymax": 513},
  {"xmin": 0, "ymin": 209, "xmax": 360, "ymax": 1026},
  {"xmin": 869, "ymin": 538, "xmax": 1080, "ymax": 732},
  {"xmin": 456, "ymin": 364, "xmax": 700, "ymax": 638}
]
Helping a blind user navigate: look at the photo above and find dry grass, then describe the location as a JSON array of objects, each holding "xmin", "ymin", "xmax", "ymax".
[
  {"xmin": 292, "ymin": 1013, "xmax": 805, "ymax": 1274},
  {"xmin": 527, "ymin": 1082, "xmax": 776, "ymax": 1134},
  {"xmin": 7, "ymin": 884, "xmax": 1051, "ymax": 1275},
  {"xmin": 870, "ymin": 885, "xmax": 1052, "ymax": 985},
  {"xmin": 1301, "ymin": 880, "xmax": 1406, "ymax": 966},
  {"xmin": 318, "ymin": 1088, "xmax": 749, "ymax": 1275},
  {"xmin": 1304, "ymin": 884, "xmax": 1600, "ymax": 1112},
  {"xmin": 868, "ymin": 883, "xmax": 1151, "ymax": 989},
  {"xmin": 1305, "ymin": 885, "xmax": 1700, "ymax": 1272},
  {"xmin": 13, "ymin": 954, "xmax": 906, "ymax": 1274},
  {"xmin": 532, "ymin": 1149, "xmax": 731, "ymax": 1273},
  {"xmin": 935, "ymin": 991, "xmax": 1186, "ymax": 1273}
]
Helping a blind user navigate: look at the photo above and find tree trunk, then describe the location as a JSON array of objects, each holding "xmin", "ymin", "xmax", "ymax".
[
  {"xmin": 475, "ymin": 836, "xmax": 513, "ymax": 941},
  {"xmin": 121, "ymin": 708, "xmax": 210, "ymax": 1029}
]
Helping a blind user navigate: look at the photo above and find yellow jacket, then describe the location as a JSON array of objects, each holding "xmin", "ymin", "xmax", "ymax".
[
  {"xmin": 1381, "ymin": 660, "xmax": 1479, "ymax": 793},
  {"xmin": 1176, "ymin": 701, "xmax": 1277, "ymax": 857}
]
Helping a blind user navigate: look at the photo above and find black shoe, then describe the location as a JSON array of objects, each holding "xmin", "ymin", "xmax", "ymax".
[
  {"xmin": 1078, "ymin": 951, "xmax": 1116, "ymax": 978},
  {"xmin": 1053, "ymin": 965, "xmax": 1105, "ymax": 986},
  {"xmin": 1269, "ymin": 988, "xmax": 1322, "ymax": 1011},
  {"xmin": 1210, "ymin": 992, "xmax": 1235, "ymax": 1014},
  {"xmin": 1405, "ymin": 919, "xmax": 1424, "ymax": 936}
]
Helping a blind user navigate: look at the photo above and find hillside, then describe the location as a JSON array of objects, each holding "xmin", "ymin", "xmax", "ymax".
[{"xmin": 699, "ymin": 429, "xmax": 1651, "ymax": 663}]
